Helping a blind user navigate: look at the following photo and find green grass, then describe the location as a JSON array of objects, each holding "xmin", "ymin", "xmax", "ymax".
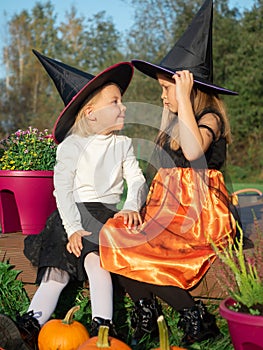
[{"xmin": 232, "ymin": 183, "xmax": 263, "ymax": 194}]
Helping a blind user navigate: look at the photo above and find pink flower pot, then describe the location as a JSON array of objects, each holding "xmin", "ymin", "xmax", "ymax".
[
  {"xmin": 0, "ymin": 170, "xmax": 57, "ymax": 235},
  {"xmin": 220, "ymin": 297, "xmax": 263, "ymax": 350}
]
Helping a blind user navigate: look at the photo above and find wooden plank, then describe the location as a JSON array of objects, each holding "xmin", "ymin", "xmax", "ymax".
[{"xmin": 0, "ymin": 232, "xmax": 38, "ymax": 298}]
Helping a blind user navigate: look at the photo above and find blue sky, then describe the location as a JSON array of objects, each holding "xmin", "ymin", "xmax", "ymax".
[
  {"xmin": 0, "ymin": 0, "xmax": 256, "ymax": 33},
  {"xmin": 0, "ymin": 0, "xmax": 134, "ymax": 33},
  {"xmin": 0, "ymin": 0, "xmax": 256, "ymax": 77}
]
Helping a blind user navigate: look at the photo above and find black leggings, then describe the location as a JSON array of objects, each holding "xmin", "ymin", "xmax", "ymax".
[{"xmin": 118, "ymin": 275, "xmax": 195, "ymax": 311}]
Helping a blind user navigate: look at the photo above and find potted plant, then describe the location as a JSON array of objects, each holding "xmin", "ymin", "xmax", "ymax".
[
  {"xmin": 0, "ymin": 127, "xmax": 57, "ymax": 235},
  {"xmin": 212, "ymin": 225, "xmax": 263, "ymax": 349}
]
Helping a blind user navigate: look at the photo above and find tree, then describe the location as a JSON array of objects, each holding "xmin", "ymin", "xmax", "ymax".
[
  {"xmin": 124, "ymin": 0, "xmax": 194, "ymax": 105},
  {"xmin": 84, "ymin": 11, "xmax": 124, "ymax": 73},
  {"xmin": 226, "ymin": 0, "xmax": 263, "ymax": 179},
  {"xmin": 0, "ymin": 1, "xmax": 59, "ymax": 132},
  {"xmin": 0, "ymin": 2, "xmax": 123, "ymax": 134}
]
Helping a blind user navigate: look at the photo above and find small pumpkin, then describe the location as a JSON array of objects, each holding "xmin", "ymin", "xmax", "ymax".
[
  {"xmin": 152, "ymin": 315, "xmax": 186, "ymax": 350},
  {"xmin": 38, "ymin": 305, "xmax": 90, "ymax": 350},
  {"xmin": 77, "ymin": 325, "xmax": 131, "ymax": 349}
]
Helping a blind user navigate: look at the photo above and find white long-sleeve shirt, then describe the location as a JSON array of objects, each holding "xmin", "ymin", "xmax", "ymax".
[{"xmin": 54, "ymin": 133, "xmax": 146, "ymax": 237}]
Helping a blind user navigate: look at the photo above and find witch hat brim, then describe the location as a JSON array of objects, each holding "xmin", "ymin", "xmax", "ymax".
[
  {"xmin": 53, "ymin": 63, "xmax": 134, "ymax": 144},
  {"xmin": 132, "ymin": 0, "xmax": 237, "ymax": 95},
  {"xmin": 33, "ymin": 50, "xmax": 134, "ymax": 143},
  {"xmin": 131, "ymin": 60, "xmax": 237, "ymax": 95}
]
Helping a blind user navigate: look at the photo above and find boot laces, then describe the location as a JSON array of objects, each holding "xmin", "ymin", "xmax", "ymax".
[{"xmin": 132, "ymin": 298, "xmax": 161, "ymax": 337}]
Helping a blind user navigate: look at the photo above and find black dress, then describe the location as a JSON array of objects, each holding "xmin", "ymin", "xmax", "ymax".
[
  {"xmin": 24, "ymin": 202, "xmax": 116, "ymax": 284},
  {"xmin": 99, "ymin": 109, "xmax": 237, "ymax": 289}
]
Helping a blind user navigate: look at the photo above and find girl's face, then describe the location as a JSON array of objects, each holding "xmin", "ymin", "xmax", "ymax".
[
  {"xmin": 157, "ymin": 76, "xmax": 178, "ymax": 113},
  {"xmin": 88, "ymin": 84, "xmax": 126, "ymax": 134}
]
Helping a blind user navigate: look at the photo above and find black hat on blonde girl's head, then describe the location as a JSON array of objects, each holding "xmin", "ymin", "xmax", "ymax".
[
  {"xmin": 132, "ymin": 0, "xmax": 237, "ymax": 95},
  {"xmin": 32, "ymin": 49, "xmax": 134, "ymax": 143}
]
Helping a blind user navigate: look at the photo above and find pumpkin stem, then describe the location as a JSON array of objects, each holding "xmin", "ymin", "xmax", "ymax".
[
  {"xmin": 62, "ymin": 305, "xmax": 80, "ymax": 325},
  {"xmin": 96, "ymin": 326, "xmax": 110, "ymax": 348},
  {"xmin": 157, "ymin": 315, "xmax": 170, "ymax": 350}
]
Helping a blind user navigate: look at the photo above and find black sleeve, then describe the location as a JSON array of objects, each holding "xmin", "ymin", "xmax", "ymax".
[{"xmin": 198, "ymin": 124, "xmax": 216, "ymax": 141}]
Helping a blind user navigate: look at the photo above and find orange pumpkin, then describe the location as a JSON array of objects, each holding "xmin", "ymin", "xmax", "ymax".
[
  {"xmin": 152, "ymin": 315, "xmax": 186, "ymax": 350},
  {"xmin": 38, "ymin": 305, "xmax": 90, "ymax": 350},
  {"xmin": 77, "ymin": 325, "xmax": 131, "ymax": 349}
]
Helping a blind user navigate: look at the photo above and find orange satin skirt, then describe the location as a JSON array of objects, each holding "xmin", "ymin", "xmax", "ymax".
[{"xmin": 99, "ymin": 167, "xmax": 236, "ymax": 289}]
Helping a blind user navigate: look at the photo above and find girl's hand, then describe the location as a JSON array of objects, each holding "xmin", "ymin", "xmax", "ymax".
[
  {"xmin": 172, "ymin": 70, "xmax": 193, "ymax": 102},
  {"xmin": 114, "ymin": 210, "xmax": 142, "ymax": 229},
  {"xmin": 66, "ymin": 230, "xmax": 91, "ymax": 257}
]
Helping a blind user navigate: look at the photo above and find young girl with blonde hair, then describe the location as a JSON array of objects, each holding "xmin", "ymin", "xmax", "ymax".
[{"xmin": 0, "ymin": 51, "xmax": 146, "ymax": 350}]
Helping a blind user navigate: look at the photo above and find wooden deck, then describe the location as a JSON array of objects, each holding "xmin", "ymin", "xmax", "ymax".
[
  {"xmin": 0, "ymin": 231, "xmax": 38, "ymax": 298},
  {"xmin": 0, "ymin": 192, "xmax": 262, "ymax": 301}
]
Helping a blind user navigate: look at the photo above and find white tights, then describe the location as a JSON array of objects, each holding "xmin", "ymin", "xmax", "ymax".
[
  {"xmin": 28, "ymin": 252, "xmax": 113, "ymax": 325},
  {"xmin": 83, "ymin": 252, "xmax": 113, "ymax": 320},
  {"xmin": 28, "ymin": 274, "xmax": 69, "ymax": 326}
]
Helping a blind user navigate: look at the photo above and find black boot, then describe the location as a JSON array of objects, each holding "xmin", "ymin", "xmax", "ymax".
[
  {"xmin": 89, "ymin": 317, "xmax": 117, "ymax": 338},
  {"xmin": 131, "ymin": 298, "xmax": 162, "ymax": 342},
  {"xmin": 178, "ymin": 300, "xmax": 220, "ymax": 346},
  {"xmin": 0, "ymin": 311, "xmax": 40, "ymax": 350}
]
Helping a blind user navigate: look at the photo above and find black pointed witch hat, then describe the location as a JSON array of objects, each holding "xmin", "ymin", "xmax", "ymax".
[
  {"xmin": 32, "ymin": 49, "xmax": 134, "ymax": 143},
  {"xmin": 132, "ymin": 0, "xmax": 237, "ymax": 95}
]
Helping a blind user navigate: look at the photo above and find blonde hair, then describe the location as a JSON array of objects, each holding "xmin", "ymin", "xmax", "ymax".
[
  {"xmin": 156, "ymin": 85, "xmax": 232, "ymax": 150},
  {"xmin": 67, "ymin": 83, "xmax": 119, "ymax": 137}
]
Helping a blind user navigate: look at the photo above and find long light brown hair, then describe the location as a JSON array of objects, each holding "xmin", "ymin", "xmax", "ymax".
[{"xmin": 156, "ymin": 85, "xmax": 232, "ymax": 151}]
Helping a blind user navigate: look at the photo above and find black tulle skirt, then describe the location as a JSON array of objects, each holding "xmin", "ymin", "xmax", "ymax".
[{"xmin": 24, "ymin": 202, "xmax": 117, "ymax": 284}]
